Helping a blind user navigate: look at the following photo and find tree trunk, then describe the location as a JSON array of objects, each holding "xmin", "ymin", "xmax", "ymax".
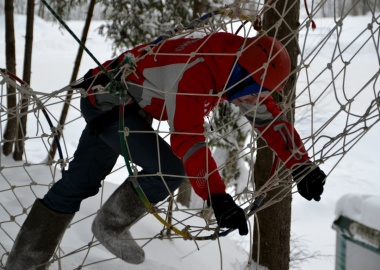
[
  {"xmin": 252, "ymin": 1, "xmax": 300, "ymax": 269},
  {"xmin": 253, "ymin": 142, "xmax": 292, "ymax": 270},
  {"xmin": 38, "ymin": 0, "xmax": 45, "ymax": 19},
  {"xmin": 192, "ymin": 0, "xmax": 210, "ymax": 18},
  {"xmin": 13, "ymin": 0, "xmax": 35, "ymax": 161},
  {"xmin": 3, "ymin": 0, "xmax": 17, "ymax": 156},
  {"xmin": 48, "ymin": 0, "xmax": 96, "ymax": 160},
  {"xmin": 176, "ymin": 179, "xmax": 192, "ymax": 207}
]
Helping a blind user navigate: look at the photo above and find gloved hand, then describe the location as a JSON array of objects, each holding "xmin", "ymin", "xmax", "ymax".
[
  {"xmin": 292, "ymin": 164, "xmax": 326, "ymax": 201},
  {"xmin": 70, "ymin": 69, "xmax": 110, "ymax": 90},
  {"xmin": 208, "ymin": 193, "xmax": 248, "ymax": 235}
]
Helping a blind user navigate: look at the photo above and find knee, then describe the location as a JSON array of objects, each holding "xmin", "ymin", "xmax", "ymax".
[
  {"xmin": 42, "ymin": 177, "xmax": 101, "ymax": 214},
  {"xmin": 163, "ymin": 155, "xmax": 185, "ymax": 177},
  {"xmin": 166, "ymin": 175, "xmax": 185, "ymax": 193},
  {"xmin": 161, "ymin": 156, "xmax": 186, "ymax": 193}
]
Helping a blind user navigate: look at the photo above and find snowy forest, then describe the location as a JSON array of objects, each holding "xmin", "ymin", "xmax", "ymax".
[
  {"xmin": 2, "ymin": 0, "xmax": 380, "ymax": 19},
  {"xmin": 1, "ymin": 0, "xmax": 380, "ymax": 270}
]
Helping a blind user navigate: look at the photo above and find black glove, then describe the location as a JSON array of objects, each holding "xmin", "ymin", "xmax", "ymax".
[
  {"xmin": 70, "ymin": 69, "xmax": 110, "ymax": 90},
  {"xmin": 292, "ymin": 164, "xmax": 326, "ymax": 201},
  {"xmin": 208, "ymin": 193, "xmax": 248, "ymax": 235}
]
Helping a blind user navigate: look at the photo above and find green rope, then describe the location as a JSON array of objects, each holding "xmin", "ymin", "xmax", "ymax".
[
  {"xmin": 118, "ymin": 104, "xmax": 133, "ymax": 175},
  {"xmin": 40, "ymin": 0, "xmax": 108, "ymax": 75},
  {"xmin": 41, "ymin": 0, "xmax": 129, "ymax": 99}
]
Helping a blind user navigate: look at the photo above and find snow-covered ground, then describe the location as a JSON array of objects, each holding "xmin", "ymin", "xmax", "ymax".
[{"xmin": 1, "ymin": 12, "xmax": 379, "ymax": 270}]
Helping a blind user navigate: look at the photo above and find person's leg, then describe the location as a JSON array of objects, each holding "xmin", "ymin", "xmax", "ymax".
[
  {"xmin": 91, "ymin": 177, "xmax": 147, "ymax": 264},
  {"xmin": 91, "ymin": 104, "xmax": 186, "ymax": 264},
  {"xmin": 42, "ymin": 124, "xmax": 119, "ymax": 213},
  {"xmin": 99, "ymin": 104, "xmax": 186, "ymax": 203},
  {"xmin": 5, "ymin": 199, "xmax": 74, "ymax": 270},
  {"xmin": 6, "ymin": 122, "xmax": 119, "ymax": 269}
]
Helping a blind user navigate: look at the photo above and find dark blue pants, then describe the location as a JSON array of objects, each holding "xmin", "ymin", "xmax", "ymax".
[{"xmin": 42, "ymin": 98, "xmax": 185, "ymax": 214}]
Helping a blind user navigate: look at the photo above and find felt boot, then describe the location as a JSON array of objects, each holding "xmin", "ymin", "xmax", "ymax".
[
  {"xmin": 5, "ymin": 199, "xmax": 74, "ymax": 270},
  {"xmin": 92, "ymin": 178, "xmax": 146, "ymax": 264}
]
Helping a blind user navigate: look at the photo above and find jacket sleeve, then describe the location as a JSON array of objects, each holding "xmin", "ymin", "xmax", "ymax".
[
  {"xmin": 239, "ymin": 96, "xmax": 310, "ymax": 169},
  {"xmin": 169, "ymin": 93, "xmax": 226, "ymax": 201}
]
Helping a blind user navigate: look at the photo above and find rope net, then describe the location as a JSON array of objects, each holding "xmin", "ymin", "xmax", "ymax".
[{"xmin": 1, "ymin": 0, "xmax": 379, "ymax": 269}]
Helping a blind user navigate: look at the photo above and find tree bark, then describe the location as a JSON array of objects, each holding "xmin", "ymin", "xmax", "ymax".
[
  {"xmin": 38, "ymin": 0, "xmax": 45, "ymax": 19},
  {"xmin": 13, "ymin": 0, "xmax": 35, "ymax": 161},
  {"xmin": 3, "ymin": 0, "xmax": 17, "ymax": 156},
  {"xmin": 176, "ymin": 179, "xmax": 192, "ymax": 207},
  {"xmin": 252, "ymin": 1, "xmax": 300, "ymax": 269},
  {"xmin": 48, "ymin": 0, "xmax": 96, "ymax": 160},
  {"xmin": 192, "ymin": 0, "xmax": 210, "ymax": 18}
]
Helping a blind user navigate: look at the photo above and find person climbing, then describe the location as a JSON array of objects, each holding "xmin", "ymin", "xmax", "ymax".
[{"xmin": 5, "ymin": 32, "xmax": 326, "ymax": 269}]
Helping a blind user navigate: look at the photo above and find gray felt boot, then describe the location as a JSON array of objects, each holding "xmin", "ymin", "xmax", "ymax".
[
  {"xmin": 92, "ymin": 178, "xmax": 147, "ymax": 264},
  {"xmin": 5, "ymin": 199, "xmax": 74, "ymax": 270}
]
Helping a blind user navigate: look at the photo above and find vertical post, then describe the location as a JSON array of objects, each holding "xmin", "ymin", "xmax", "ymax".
[
  {"xmin": 3, "ymin": 0, "xmax": 17, "ymax": 156},
  {"xmin": 252, "ymin": 1, "xmax": 300, "ymax": 269},
  {"xmin": 13, "ymin": 0, "xmax": 35, "ymax": 161}
]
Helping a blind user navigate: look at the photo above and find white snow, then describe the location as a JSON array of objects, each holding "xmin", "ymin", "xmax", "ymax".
[
  {"xmin": 335, "ymin": 194, "xmax": 380, "ymax": 232},
  {"xmin": 0, "ymin": 12, "xmax": 380, "ymax": 270}
]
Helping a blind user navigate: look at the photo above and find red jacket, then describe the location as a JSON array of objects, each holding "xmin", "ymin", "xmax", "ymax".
[{"xmin": 90, "ymin": 32, "xmax": 310, "ymax": 200}]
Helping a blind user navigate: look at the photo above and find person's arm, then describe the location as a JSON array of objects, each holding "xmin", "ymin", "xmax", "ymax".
[
  {"xmin": 239, "ymin": 95, "xmax": 326, "ymax": 201},
  {"xmin": 71, "ymin": 46, "xmax": 146, "ymax": 110},
  {"xmin": 169, "ymin": 94, "xmax": 248, "ymax": 235},
  {"xmin": 168, "ymin": 93, "xmax": 226, "ymax": 201},
  {"xmin": 239, "ymin": 95, "xmax": 309, "ymax": 168}
]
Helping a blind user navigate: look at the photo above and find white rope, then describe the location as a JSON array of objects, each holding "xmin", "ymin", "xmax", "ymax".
[{"xmin": 0, "ymin": 1, "xmax": 379, "ymax": 268}]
